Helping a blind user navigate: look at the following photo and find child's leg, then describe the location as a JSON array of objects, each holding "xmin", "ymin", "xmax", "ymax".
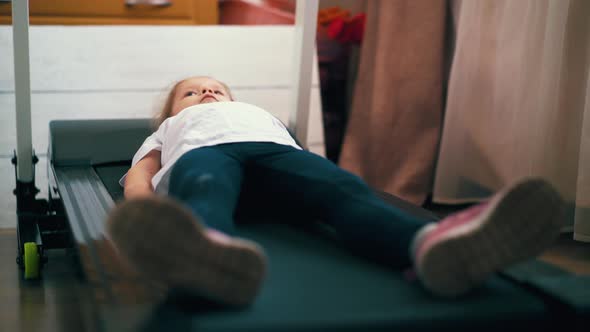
[
  {"xmin": 107, "ymin": 196, "xmax": 266, "ymax": 306},
  {"xmin": 412, "ymin": 178, "xmax": 563, "ymax": 297},
  {"xmin": 246, "ymin": 143, "xmax": 563, "ymax": 297},
  {"xmin": 167, "ymin": 145, "xmax": 244, "ymax": 234},
  {"xmin": 107, "ymin": 145, "xmax": 267, "ymax": 306},
  {"xmin": 245, "ymin": 143, "xmax": 432, "ymax": 268}
]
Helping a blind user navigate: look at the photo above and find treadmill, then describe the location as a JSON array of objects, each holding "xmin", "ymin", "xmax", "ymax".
[
  {"xmin": 10, "ymin": 1, "xmax": 588, "ymax": 331},
  {"xmin": 45, "ymin": 117, "xmax": 567, "ymax": 332}
]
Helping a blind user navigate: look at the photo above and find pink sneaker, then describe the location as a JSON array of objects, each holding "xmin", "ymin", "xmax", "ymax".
[
  {"xmin": 106, "ymin": 196, "xmax": 267, "ymax": 307},
  {"xmin": 412, "ymin": 178, "xmax": 564, "ymax": 297}
]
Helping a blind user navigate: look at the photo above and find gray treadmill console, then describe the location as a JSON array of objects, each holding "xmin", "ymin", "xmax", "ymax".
[{"xmin": 49, "ymin": 119, "xmax": 153, "ymax": 166}]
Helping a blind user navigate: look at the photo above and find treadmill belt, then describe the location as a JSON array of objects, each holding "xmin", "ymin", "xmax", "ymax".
[
  {"xmin": 94, "ymin": 163, "xmax": 129, "ymax": 202},
  {"xmin": 85, "ymin": 163, "xmax": 556, "ymax": 331}
]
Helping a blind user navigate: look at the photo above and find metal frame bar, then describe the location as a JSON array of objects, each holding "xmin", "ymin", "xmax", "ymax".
[
  {"xmin": 290, "ymin": 0, "xmax": 318, "ymax": 149},
  {"xmin": 12, "ymin": 0, "xmax": 34, "ymax": 182}
]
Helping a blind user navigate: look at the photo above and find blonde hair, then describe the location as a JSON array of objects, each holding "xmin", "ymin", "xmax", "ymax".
[{"xmin": 153, "ymin": 76, "xmax": 234, "ymax": 129}]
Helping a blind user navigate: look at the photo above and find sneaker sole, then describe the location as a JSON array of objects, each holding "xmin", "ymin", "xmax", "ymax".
[
  {"xmin": 106, "ymin": 196, "xmax": 267, "ymax": 306},
  {"xmin": 417, "ymin": 178, "xmax": 564, "ymax": 297}
]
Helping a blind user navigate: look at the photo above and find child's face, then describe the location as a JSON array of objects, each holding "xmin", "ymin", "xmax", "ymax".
[{"xmin": 171, "ymin": 77, "xmax": 232, "ymax": 116}]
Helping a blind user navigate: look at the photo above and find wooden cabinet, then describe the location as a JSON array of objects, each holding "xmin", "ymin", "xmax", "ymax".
[{"xmin": 0, "ymin": 0, "xmax": 218, "ymax": 25}]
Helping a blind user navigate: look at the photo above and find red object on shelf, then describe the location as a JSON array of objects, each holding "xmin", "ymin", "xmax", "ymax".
[
  {"xmin": 326, "ymin": 13, "xmax": 365, "ymax": 44},
  {"xmin": 326, "ymin": 17, "xmax": 345, "ymax": 39},
  {"xmin": 318, "ymin": 6, "xmax": 350, "ymax": 25},
  {"xmin": 219, "ymin": 0, "xmax": 295, "ymax": 25}
]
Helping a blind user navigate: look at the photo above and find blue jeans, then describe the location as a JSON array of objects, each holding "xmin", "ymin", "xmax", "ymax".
[{"xmin": 168, "ymin": 142, "xmax": 429, "ymax": 267}]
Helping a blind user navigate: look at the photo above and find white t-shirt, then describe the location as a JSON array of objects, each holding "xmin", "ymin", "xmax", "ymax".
[{"xmin": 119, "ymin": 101, "xmax": 302, "ymax": 194}]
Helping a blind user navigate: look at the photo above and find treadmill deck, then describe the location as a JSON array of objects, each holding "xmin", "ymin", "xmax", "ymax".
[{"xmin": 48, "ymin": 162, "xmax": 556, "ymax": 331}]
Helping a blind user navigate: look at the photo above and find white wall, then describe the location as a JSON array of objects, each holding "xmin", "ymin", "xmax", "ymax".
[{"xmin": 0, "ymin": 25, "xmax": 325, "ymax": 228}]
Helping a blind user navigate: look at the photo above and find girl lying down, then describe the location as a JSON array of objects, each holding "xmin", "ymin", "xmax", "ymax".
[{"xmin": 106, "ymin": 76, "xmax": 564, "ymax": 306}]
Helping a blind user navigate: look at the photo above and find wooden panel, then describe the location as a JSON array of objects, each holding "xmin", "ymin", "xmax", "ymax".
[
  {"xmin": 0, "ymin": 26, "xmax": 320, "ymax": 90},
  {"xmin": 192, "ymin": 0, "xmax": 219, "ymax": 25},
  {"xmin": 1, "ymin": 16, "xmax": 198, "ymax": 26},
  {"xmin": 540, "ymin": 233, "xmax": 590, "ymax": 275},
  {"xmin": 0, "ymin": 0, "xmax": 193, "ymax": 19},
  {"xmin": 0, "ymin": 0, "xmax": 218, "ymax": 25}
]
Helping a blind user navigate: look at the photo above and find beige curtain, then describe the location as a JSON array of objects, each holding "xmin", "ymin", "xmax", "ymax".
[
  {"xmin": 339, "ymin": 0, "xmax": 446, "ymax": 205},
  {"xmin": 433, "ymin": 0, "xmax": 590, "ymax": 241}
]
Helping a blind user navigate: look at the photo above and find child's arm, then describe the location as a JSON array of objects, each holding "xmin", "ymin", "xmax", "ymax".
[{"xmin": 124, "ymin": 149, "xmax": 162, "ymax": 199}]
